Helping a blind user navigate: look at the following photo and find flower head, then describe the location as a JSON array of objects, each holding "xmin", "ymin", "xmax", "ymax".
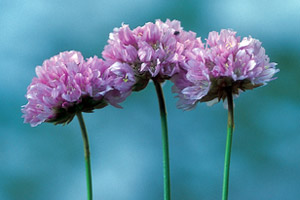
[
  {"xmin": 102, "ymin": 19, "xmax": 202, "ymax": 91},
  {"xmin": 22, "ymin": 51, "xmax": 135, "ymax": 127},
  {"xmin": 173, "ymin": 29, "xmax": 279, "ymax": 110}
]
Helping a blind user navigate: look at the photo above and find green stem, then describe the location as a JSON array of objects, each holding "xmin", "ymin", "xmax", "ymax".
[
  {"xmin": 76, "ymin": 112, "xmax": 93, "ymax": 200},
  {"xmin": 222, "ymin": 87, "xmax": 234, "ymax": 200},
  {"xmin": 153, "ymin": 80, "xmax": 171, "ymax": 200}
]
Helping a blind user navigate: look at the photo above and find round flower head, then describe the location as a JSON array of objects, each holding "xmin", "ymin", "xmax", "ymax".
[
  {"xmin": 22, "ymin": 51, "xmax": 135, "ymax": 127},
  {"xmin": 173, "ymin": 29, "xmax": 279, "ymax": 110},
  {"xmin": 102, "ymin": 19, "xmax": 203, "ymax": 91}
]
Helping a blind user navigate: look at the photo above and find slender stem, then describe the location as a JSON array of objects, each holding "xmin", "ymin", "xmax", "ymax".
[
  {"xmin": 222, "ymin": 87, "xmax": 234, "ymax": 200},
  {"xmin": 76, "ymin": 112, "xmax": 93, "ymax": 200},
  {"xmin": 153, "ymin": 80, "xmax": 171, "ymax": 200}
]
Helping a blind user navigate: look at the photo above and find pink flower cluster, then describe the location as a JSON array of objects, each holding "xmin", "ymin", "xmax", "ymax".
[
  {"xmin": 22, "ymin": 51, "xmax": 135, "ymax": 127},
  {"xmin": 22, "ymin": 20, "xmax": 279, "ymax": 126},
  {"xmin": 172, "ymin": 29, "xmax": 279, "ymax": 110},
  {"xmin": 102, "ymin": 19, "xmax": 203, "ymax": 91}
]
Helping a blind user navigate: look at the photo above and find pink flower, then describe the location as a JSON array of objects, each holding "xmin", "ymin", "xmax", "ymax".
[
  {"xmin": 173, "ymin": 29, "xmax": 279, "ymax": 109},
  {"xmin": 102, "ymin": 19, "xmax": 203, "ymax": 91},
  {"xmin": 22, "ymin": 51, "xmax": 135, "ymax": 127}
]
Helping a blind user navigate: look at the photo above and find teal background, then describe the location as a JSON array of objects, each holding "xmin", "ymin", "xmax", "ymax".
[{"xmin": 1, "ymin": 0, "xmax": 299, "ymax": 199}]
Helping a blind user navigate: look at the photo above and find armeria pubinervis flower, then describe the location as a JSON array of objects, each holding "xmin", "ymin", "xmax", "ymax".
[
  {"xmin": 22, "ymin": 51, "xmax": 135, "ymax": 127},
  {"xmin": 172, "ymin": 29, "xmax": 279, "ymax": 110},
  {"xmin": 102, "ymin": 19, "xmax": 203, "ymax": 91}
]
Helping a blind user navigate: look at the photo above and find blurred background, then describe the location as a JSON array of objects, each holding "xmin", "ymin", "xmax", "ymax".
[{"xmin": 0, "ymin": 0, "xmax": 299, "ymax": 199}]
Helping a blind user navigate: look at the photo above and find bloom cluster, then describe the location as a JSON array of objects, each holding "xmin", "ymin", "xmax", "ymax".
[
  {"xmin": 22, "ymin": 20, "xmax": 279, "ymax": 126},
  {"xmin": 102, "ymin": 19, "xmax": 203, "ymax": 91},
  {"xmin": 22, "ymin": 51, "xmax": 135, "ymax": 127},
  {"xmin": 172, "ymin": 29, "xmax": 279, "ymax": 110}
]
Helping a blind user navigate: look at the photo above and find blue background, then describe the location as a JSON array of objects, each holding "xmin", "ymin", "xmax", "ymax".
[{"xmin": 1, "ymin": 0, "xmax": 299, "ymax": 199}]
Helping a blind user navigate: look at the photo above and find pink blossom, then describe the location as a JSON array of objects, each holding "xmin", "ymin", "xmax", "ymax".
[
  {"xmin": 173, "ymin": 29, "xmax": 279, "ymax": 109},
  {"xmin": 102, "ymin": 19, "xmax": 203, "ymax": 91},
  {"xmin": 22, "ymin": 51, "xmax": 135, "ymax": 127}
]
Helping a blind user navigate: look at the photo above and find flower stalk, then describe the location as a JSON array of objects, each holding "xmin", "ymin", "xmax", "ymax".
[
  {"xmin": 77, "ymin": 112, "xmax": 93, "ymax": 200},
  {"xmin": 222, "ymin": 87, "xmax": 234, "ymax": 200},
  {"xmin": 153, "ymin": 80, "xmax": 171, "ymax": 200}
]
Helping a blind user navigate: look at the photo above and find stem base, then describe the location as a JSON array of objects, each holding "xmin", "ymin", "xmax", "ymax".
[
  {"xmin": 77, "ymin": 112, "xmax": 93, "ymax": 200},
  {"xmin": 222, "ymin": 87, "xmax": 234, "ymax": 200},
  {"xmin": 153, "ymin": 81, "xmax": 171, "ymax": 200}
]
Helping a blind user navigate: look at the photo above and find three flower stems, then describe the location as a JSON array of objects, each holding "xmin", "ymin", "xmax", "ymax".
[
  {"xmin": 222, "ymin": 87, "xmax": 234, "ymax": 200},
  {"xmin": 153, "ymin": 80, "xmax": 171, "ymax": 200},
  {"xmin": 76, "ymin": 85, "xmax": 233, "ymax": 200},
  {"xmin": 77, "ymin": 112, "xmax": 93, "ymax": 200}
]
